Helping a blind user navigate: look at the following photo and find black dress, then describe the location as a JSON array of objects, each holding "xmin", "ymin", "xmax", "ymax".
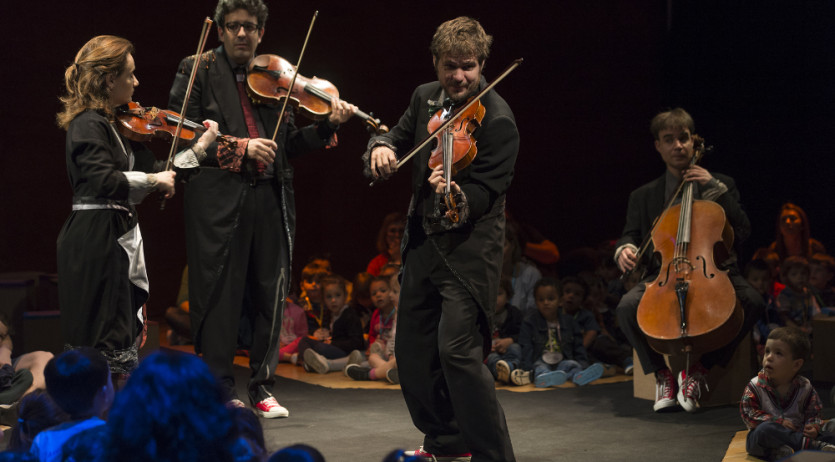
[{"xmin": 57, "ymin": 109, "xmax": 159, "ymax": 374}]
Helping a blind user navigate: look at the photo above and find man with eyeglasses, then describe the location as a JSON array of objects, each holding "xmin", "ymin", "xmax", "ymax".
[{"xmin": 168, "ymin": 0, "xmax": 356, "ymax": 419}]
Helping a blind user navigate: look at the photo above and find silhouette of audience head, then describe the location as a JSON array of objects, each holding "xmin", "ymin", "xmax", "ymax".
[
  {"xmin": 6, "ymin": 389, "xmax": 67, "ymax": 451},
  {"xmin": 104, "ymin": 350, "xmax": 248, "ymax": 462},
  {"xmin": 43, "ymin": 347, "xmax": 112, "ymax": 420}
]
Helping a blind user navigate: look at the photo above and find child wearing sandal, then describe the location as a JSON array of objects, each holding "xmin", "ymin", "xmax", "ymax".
[{"xmin": 512, "ymin": 278, "xmax": 604, "ymax": 388}]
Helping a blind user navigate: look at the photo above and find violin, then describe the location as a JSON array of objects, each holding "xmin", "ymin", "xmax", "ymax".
[
  {"xmin": 427, "ymin": 97, "xmax": 485, "ymax": 223},
  {"xmin": 636, "ymin": 135, "xmax": 743, "ymax": 357},
  {"xmin": 246, "ymin": 54, "xmax": 388, "ymax": 135},
  {"xmin": 116, "ymin": 102, "xmax": 222, "ymax": 146}
]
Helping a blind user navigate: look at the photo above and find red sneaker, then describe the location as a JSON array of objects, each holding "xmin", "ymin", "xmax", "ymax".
[
  {"xmin": 677, "ymin": 363, "xmax": 708, "ymax": 413},
  {"xmin": 653, "ymin": 369, "xmax": 678, "ymax": 412},
  {"xmin": 404, "ymin": 446, "xmax": 472, "ymax": 462},
  {"xmin": 253, "ymin": 396, "xmax": 289, "ymax": 419}
]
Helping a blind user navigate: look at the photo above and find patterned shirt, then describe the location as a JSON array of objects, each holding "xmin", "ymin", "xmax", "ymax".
[{"xmin": 740, "ymin": 369, "xmax": 823, "ymax": 432}]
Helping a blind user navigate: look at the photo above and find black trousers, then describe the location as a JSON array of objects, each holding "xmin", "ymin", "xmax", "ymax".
[
  {"xmin": 396, "ymin": 234, "xmax": 515, "ymax": 462},
  {"xmin": 616, "ymin": 268, "xmax": 764, "ymax": 375},
  {"xmin": 198, "ymin": 181, "xmax": 288, "ymax": 399}
]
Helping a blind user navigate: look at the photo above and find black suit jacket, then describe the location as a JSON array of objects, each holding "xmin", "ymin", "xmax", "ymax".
[
  {"xmin": 364, "ymin": 78, "xmax": 520, "ymax": 335},
  {"xmin": 616, "ymin": 171, "xmax": 751, "ymax": 275}
]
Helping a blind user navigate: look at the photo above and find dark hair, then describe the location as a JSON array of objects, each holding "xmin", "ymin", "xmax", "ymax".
[
  {"xmin": 370, "ymin": 275, "xmax": 391, "ymax": 288},
  {"xmin": 810, "ymin": 253, "xmax": 835, "ymax": 274},
  {"xmin": 774, "ymin": 202, "xmax": 813, "ymax": 260},
  {"xmin": 650, "ymin": 108, "xmax": 695, "ymax": 140},
  {"xmin": 62, "ymin": 424, "xmax": 108, "ymax": 462},
  {"xmin": 559, "ymin": 276, "xmax": 588, "ymax": 300},
  {"xmin": 44, "ymin": 347, "xmax": 109, "ymax": 418},
  {"xmin": 533, "ymin": 277, "xmax": 560, "ymax": 295},
  {"xmin": 7, "ymin": 390, "xmax": 68, "ymax": 451},
  {"xmin": 104, "ymin": 350, "xmax": 239, "ymax": 462},
  {"xmin": 767, "ymin": 326, "xmax": 810, "ymax": 362},
  {"xmin": 743, "ymin": 259, "xmax": 771, "ymax": 278},
  {"xmin": 268, "ymin": 443, "xmax": 326, "ymax": 462},
  {"xmin": 780, "ymin": 256, "xmax": 809, "ymax": 286},
  {"xmin": 376, "ymin": 212, "xmax": 406, "ymax": 255},
  {"xmin": 230, "ymin": 405, "xmax": 266, "ymax": 460},
  {"xmin": 214, "ymin": 0, "xmax": 268, "ymax": 28},
  {"xmin": 351, "ymin": 272, "xmax": 373, "ymax": 303},
  {"xmin": 499, "ymin": 275, "xmax": 514, "ymax": 299},
  {"xmin": 319, "ymin": 274, "xmax": 348, "ymax": 295}
]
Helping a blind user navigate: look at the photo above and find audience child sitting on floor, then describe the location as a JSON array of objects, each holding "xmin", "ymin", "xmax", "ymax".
[
  {"xmin": 511, "ymin": 277, "xmax": 605, "ymax": 388},
  {"xmin": 350, "ymin": 271, "xmax": 375, "ymax": 332},
  {"xmin": 276, "ymin": 297, "xmax": 309, "ymax": 365},
  {"xmin": 293, "ymin": 263, "xmax": 331, "ymax": 336},
  {"xmin": 301, "ymin": 275, "xmax": 366, "ymax": 374},
  {"xmin": 5, "ymin": 391, "xmax": 67, "ymax": 454},
  {"xmin": 345, "ymin": 274, "xmax": 399, "ymax": 384},
  {"xmin": 745, "ymin": 259, "xmax": 782, "ymax": 358},
  {"xmin": 809, "ymin": 253, "xmax": 835, "ymax": 308},
  {"xmin": 563, "ymin": 275, "xmax": 634, "ymax": 375},
  {"xmin": 740, "ymin": 326, "xmax": 835, "ymax": 460},
  {"xmin": 488, "ymin": 277, "xmax": 524, "ymax": 384},
  {"xmin": 29, "ymin": 347, "xmax": 113, "ymax": 462},
  {"xmin": 777, "ymin": 256, "xmax": 819, "ymax": 336}
]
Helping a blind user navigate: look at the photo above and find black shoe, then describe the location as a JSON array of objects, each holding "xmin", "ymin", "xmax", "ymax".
[
  {"xmin": 385, "ymin": 368, "xmax": 399, "ymax": 384},
  {"xmin": 345, "ymin": 364, "xmax": 371, "ymax": 381}
]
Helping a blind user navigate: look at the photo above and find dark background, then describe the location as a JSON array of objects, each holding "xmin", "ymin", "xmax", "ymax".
[{"xmin": 2, "ymin": 1, "xmax": 834, "ymax": 319}]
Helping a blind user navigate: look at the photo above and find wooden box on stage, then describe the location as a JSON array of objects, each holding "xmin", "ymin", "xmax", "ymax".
[
  {"xmin": 813, "ymin": 314, "xmax": 835, "ymax": 382},
  {"xmin": 632, "ymin": 333, "xmax": 756, "ymax": 407}
]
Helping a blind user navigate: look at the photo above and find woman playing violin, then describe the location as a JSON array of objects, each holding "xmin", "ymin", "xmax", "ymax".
[
  {"xmin": 364, "ymin": 17, "xmax": 518, "ymax": 461},
  {"xmin": 56, "ymin": 35, "xmax": 218, "ymax": 377}
]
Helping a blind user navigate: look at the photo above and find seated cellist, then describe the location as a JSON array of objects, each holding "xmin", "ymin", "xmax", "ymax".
[{"xmin": 614, "ymin": 108, "xmax": 764, "ymax": 412}]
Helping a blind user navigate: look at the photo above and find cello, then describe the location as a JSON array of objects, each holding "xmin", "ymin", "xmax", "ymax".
[{"xmin": 636, "ymin": 135, "xmax": 743, "ymax": 357}]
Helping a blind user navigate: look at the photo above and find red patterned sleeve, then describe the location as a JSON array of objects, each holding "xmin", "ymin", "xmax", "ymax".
[
  {"xmin": 216, "ymin": 137, "xmax": 249, "ymax": 172},
  {"xmin": 740, "ymin": 383, "xmax": 777, "ymax": 429}
]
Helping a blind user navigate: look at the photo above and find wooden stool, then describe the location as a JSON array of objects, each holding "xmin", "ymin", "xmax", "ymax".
[{"xmin": 633, "ymin": 333, "xmax": 756, "ymax": 407}]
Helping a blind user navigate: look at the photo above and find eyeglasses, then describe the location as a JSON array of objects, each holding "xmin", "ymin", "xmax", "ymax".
[{"xmin": 224, "ymin": 22, "xmax": 260, "ymax": 33}]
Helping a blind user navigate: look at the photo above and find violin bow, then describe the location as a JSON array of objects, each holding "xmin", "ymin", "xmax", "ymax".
[
  {"xmin": 160, "ymin": 17, "xmax": 213, "ymax": 210},
  {"xmin": 271, "ymin": 11, "xmax": 319, "ymax": 142},
  {"xmin": 369, "ymin": 58, "xmax": 523, "ymax": 187}
]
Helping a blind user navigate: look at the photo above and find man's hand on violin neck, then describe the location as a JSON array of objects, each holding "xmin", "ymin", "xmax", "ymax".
[
  {"xmin": 328, "ymin": 98, "xmax": 358, "ymax": 125},
  {"xmin": 370, "ymin": 146, "xmax": 397, "ymax": 179},
  {"xmin": 246, "ymin": 138, "xmax": 277, "ymax": 164}
]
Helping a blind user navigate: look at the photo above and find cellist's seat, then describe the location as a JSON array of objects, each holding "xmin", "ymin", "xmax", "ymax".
[{"xmin": 632, "ymin": 333, "xmax": 756, "ymax": 407}]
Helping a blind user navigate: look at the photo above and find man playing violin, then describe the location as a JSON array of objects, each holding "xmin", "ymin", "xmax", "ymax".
[
  {"xmin": 365, "ymin": 17, "xmax": 518, "ymax": 462},
  {"xmin": 168, "ymin": 0, "xmax": 356, "ymax": 418},
  {"xmin": 614, "ymin": 108, "xmax": 763, "ymax": 413}
]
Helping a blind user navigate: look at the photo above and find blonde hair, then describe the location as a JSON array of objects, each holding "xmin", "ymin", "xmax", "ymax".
[{"xmin": 57, "ymin": 35, "xmax": 134, "ymax": 129}]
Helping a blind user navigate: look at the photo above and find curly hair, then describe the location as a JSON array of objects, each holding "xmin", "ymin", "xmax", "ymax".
[
  {"xmin": 57, "ymin": 35, "xmax": 134, "ymax": 129},
  {"xmin": 104, "ymin": 350, "xmax": 240, "ymax": 462},
  {"xmin": 430, "ymin": 17, "xmax": 493, "ymax": 63},
  {"xmin": 214, "ymin": 0, "xmax": 268, "ymax": 28}
]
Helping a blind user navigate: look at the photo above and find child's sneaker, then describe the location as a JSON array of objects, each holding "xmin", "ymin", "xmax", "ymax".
[
  {"xmin": 623, "ymin": 357, "xmax": 634, "ymax": 376},
  {"xmin": 510, "ymin": 369, "xmax": 531, "ymax": 386},
  {"xmin": 345, "ymin": 364, "xmax": 371, "ymax": 380},
  {"xmin": 534, "ymin": 370, "xmax": 568, "ymax": 388},
  {"xmin": 347, "ymin": 350, "xmax": 364, "ymax": 366},
  {"xmin": 385, "ymin": 368, "xmax": 399, "ymax": 384},
  {"xmin": 573, "ymin": 362, "xmax": 604, "ymax": 386},
  {"xmin": 303, "ymin": 349, "xmax": 330, "ymax": 374},
  {"xmin": 403, "ymin": 446, "xmax": 472, "ymax": 461},
  {"xmin": 768, "ymin": 444, "xmax": 794, "ymax": 461},
  {"xmin": 495, "ymin": 360, "xmax": 512, "ymax": 383},
  {"xmin": 807, "ymin": 438, "xmax": 835, "ymax": 452}
]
